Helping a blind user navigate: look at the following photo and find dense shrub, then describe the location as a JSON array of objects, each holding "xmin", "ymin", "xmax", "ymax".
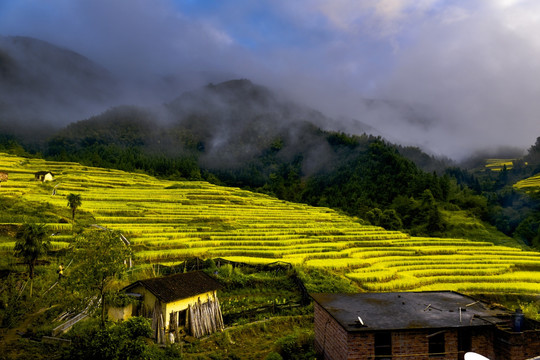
[
  {"xmin": 275, "ymin": 330, "xmax": 316, "ymax": 360},
  {"xmin": 64, "ymin": 317, "xmax": 154, "ymax": 360}
]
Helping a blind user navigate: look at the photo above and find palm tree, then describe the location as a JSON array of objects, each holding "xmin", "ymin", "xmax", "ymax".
[
  {"xmin": 14, "ymin": 223, "xmax": 50, "ymax": 297},
  {"xmin": 67, "ymin": 193, "xmax": 82, "ymax": 222}
]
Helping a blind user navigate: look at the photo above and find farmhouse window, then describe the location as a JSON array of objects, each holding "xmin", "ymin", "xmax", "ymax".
[
  {"xmin": 374, "ymin": 332, "xmax": 392, "ymax": 359},
  {"xmin": 428, "ymin": 332, "xmax": 445, "ymax": 356}
]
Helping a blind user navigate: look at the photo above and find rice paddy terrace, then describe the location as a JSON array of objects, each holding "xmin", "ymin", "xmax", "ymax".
[
  {"xmin": 515, "ymin": 172, "xmax": 540, "ymax": 193},
  {"xmin": 1, "ymin": 152, "xmax": 540, "ymax": 294},
  {"xmin": 485, "ymin": 158, "xmax": 515, "ymax": 171}
]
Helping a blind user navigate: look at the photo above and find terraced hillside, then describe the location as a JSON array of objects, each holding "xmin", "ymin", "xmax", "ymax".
[
  {"xmin": 485, "ymin": 158, "xmax": 515, "ymax": 171},
  {"xmin": 515, "ymin": 172, "xmax": 540, "ymax": 192},
  {"xmin": 1, "ymin": 152, "xmax": 540, "ymax": 294}
]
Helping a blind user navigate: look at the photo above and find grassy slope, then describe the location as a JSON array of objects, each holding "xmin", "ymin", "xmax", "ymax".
[
  {"xmin": 441, "ymin": 210, "xmax": 521, "ymax": 248},
  {"xmin": 1, "ymin": 152, "xmax": 540, "ymax": 294}
]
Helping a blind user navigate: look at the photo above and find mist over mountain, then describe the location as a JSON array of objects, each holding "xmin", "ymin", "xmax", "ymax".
[
  {"xmin": 0, "ymin": 34, "xmax": 537, "ymax": 168},
  {"xmin": 50, "ymin": 79, "xmax": 389, "ymax": 177},
  {"xmin": 0, "ymin": 36, "xmax": 365, "ymax": 152},
  {"xmin": 2, "ymin": 1, "xmax": 540, "ymax": 160},
  {"xmin": 3, "ymin": 33, "xmax": 540, "ymax": 246},
  {"xmin": 0, "ymin": 35, "xmax": 449, "ymax": 168},
  {"xmin": 167, "ymin": 79, "xmax": 358, "ymax": 170}
]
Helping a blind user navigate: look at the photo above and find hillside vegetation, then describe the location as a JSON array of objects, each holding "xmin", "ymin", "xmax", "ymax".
[
  {"xmin": 2, "ymin": 36, "xmax": 540, "ymax": 251},
  {"xmin": 6, "ymin": 78, "xmax": 540, "ymax": 248},
  {"xmin": 1, "ymin": 152, "xmax": 539, "ymax": 294}
]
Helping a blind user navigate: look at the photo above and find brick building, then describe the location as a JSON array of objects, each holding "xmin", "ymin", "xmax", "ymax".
[{"xmin": 311, "ymin": 291, "xmax": 540, "ymax": 360}]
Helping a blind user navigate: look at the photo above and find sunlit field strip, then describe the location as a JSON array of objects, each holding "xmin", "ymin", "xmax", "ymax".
[
  {"xmin": 132, "ymin": 238, "xmax": 201, "ymax": 247},
  {"xmin": 343, "ymin": 254, "xmax": 540, "ymax": 292},
  {"xmin": 404, "ymin": 267, "xmax": 513, "ymax": 277},
  {"xmin": 219, "ymin": 256, "xmax": 287, "ymax": 265},
  {"xmin": 485, "ymin": 158, "xmax": 514, "ymax": 171},
  {"xmin": 417, "ymin": 282, "xmax": 540, "ymax": 294},
  {"xmin": 346, "ymin": 266, "xmax": 521, "ymax": 282},
  {"xmin": 515, "ymin": 173, "xmax": 540, "ymax": 191},
  {"xmin": 393, "ymin": 237, "xmax": 497, "ymax": 244},
  {"xmin": 136, "ymin": 248, "xmax": 212, "ymax": 260},
  {"xmin": 302, "ymin": 258, "xmax": 368, "ymax": 268},
  {"xmin": 135, "ymin": 239, "xmax": 342, "ymax": 249},
  {"xmin": 98, "ymin": 224, "xmax": 380, "ymax": 233},
  {"xmin": 89, "ymin": 217, "xmax": 358, "ymax": 224},
  {"xmin": 369, "ymin": 273, "xmax": 540, "ymax": 291},
  {"xmin": 0, "ymin": 241, "xmax": 71, "ymax": 251}
]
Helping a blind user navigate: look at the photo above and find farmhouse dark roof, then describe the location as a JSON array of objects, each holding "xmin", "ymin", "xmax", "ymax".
[
  {"xmin": 311, "ymin": 291, "xmax": 513, "ymax": 332},
  {"xmin": 34, "ymin": 171, "xmax": 53, "ymax": 175},
  {"xmin": 124, "ymin": 271, "xmax": 222, "ymax": 303}
]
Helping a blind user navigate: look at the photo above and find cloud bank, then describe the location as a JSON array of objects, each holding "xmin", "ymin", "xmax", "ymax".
[{"xmin": 1, "ymin": 0, "xmax": 539, "ymax": 159}]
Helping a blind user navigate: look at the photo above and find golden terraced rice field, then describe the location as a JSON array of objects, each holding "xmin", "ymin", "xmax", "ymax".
[
  {"xmin": 1, "ymin": 152, "xmax": 540, "ymax": 294},
  {"xmin": 515, "ymin": 173, "xmax": 540, "ymax": 192}
]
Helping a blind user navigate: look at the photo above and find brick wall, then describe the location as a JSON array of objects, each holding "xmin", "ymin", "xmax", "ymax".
[
  {"xmin": 494, "ymin": 328, "xmax": 540, "ymax": 360},
  {"xmin": 347, "ymin": 332, "xmax": 373, "ymax": 360},
  {"xmin": 391, "ymin": 330, "xmax": 430, "ymax": 360},
  {"xmin": 471, "ymin": 328, "xmax": 495, "ymax": 360},
  {"xmin": 314, "ymin": 302, "xmax": 350, "ymax": 360}
]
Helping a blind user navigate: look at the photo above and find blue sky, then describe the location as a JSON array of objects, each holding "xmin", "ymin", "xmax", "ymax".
[{"xmin": 1, "ymin": 0, "xmax": 540, "ymax": 158}]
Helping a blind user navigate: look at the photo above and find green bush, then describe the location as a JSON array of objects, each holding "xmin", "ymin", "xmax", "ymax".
[
  {"xmin": 275, "ymin": 330, "xmax": 316, "ymax": 360},
  {"xmin": 217, "ymin": 263, "xmax": 233, "ymax": 278},
  {"xmin": 65, "ymin": 317, "xmax": 153, "ymax": 360},
  {"xmin": 297, "ymin": 267, "xmax": 357, "ymax": 293},
  {"xmin": 265, "ymin": 352, "xmax": 284, "ymax": 360}
]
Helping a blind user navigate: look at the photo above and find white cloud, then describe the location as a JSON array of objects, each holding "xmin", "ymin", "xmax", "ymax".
[
  {"xmin": 2, "ymin": 0, "xmax": 540, "ymax": 157},
  {"xmin": 305, "ymin": 0, "xmax": 441, "ymax": 37},
  {"xmin": 438, "ymin": 6, "xmax": 470, "ymax": 25}
]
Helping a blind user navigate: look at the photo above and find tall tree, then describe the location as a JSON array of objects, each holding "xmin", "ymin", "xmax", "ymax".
[
  {"xmin": 69, "ymin": 229, "xmax": 132, "ymax": 327},
  {"xmin": 14, "ymin": 223, "xmax": 50, "ymax": 297},
  {"xmin": 67, "ymin": 193, "xmax": 82, "ymax": 221}
]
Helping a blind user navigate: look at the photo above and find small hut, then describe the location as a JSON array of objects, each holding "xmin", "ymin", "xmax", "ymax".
[
  {"xmin": 117, "ymin": 271, "xmax": 224, "ymax": 343},
  {"xmin": 34, "ymin": 171, "xmax": 54, "ymax": 182},
  {"xmin": 0, "ymin": 171, "xmax": 7, "ymax": 187}
]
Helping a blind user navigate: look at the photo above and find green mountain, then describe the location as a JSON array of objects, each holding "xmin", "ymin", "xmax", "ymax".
[
  {"xmin": 42, "ymin": 80, "xmax": 515, "ymax": 243},
  {"xmin": 0, "ymin": 35, "xmax": 537, "ymax": 246}
]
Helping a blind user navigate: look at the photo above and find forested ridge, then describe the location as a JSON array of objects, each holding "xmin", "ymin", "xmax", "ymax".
[{"xmin": 1, "ymin": 80, "xmax": 540, "ymax": 247}]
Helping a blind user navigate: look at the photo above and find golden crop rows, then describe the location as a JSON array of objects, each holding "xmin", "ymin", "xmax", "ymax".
[
  {"xmin": 1, "ymin": 152, "xmax": 540, "ymax": 294},
  {"xmin": 485, "ymin": 158, "xmax": 515, "ymax": 171},
  {"xmin": 515, "ymin": 173, "xmax": 540, "ymax": 191}
]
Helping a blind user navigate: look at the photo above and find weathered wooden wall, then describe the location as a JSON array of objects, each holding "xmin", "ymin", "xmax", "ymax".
[{"xmin": 188, "ymin": 294, "xmax": 224, "ymax": 339}]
